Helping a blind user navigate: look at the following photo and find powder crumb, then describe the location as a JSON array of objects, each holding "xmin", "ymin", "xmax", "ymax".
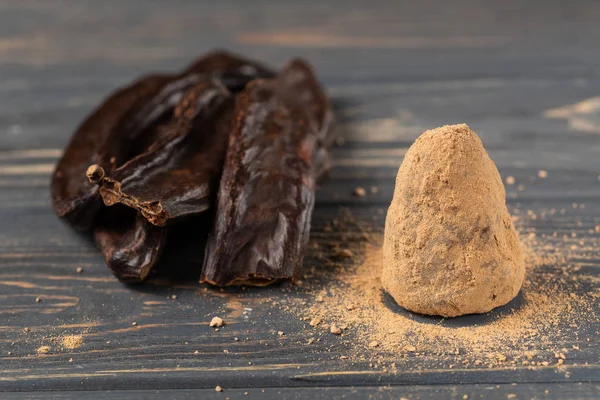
[
  {"xmin": 68, "ymin": 358, "xmax": 73, "ymax": 362},
  {"xmin": 37, "ymin": 346, "xmax": 50, "ymax": 354},
  {"xmin": 210, "ymin": 317, "xmax": 224, "ymax": 327},
  {"xmin": 307, "ymin": 338, "xmax": 315, "ymax": 345},
  {"xmin": 76, "ymin": 267, "xmax": 83, "ymax": 274},
  {"xmin": 353, "ymin": 187, "xmax": 366, "ymax": 197},
  {"xmin": 330, "ymin": 324, "xmax": 342, "ymax": 335},
  {"xmin": 404, "ymin": 345, "xmax": 416, "ymax": 352},
  {"xmin": 215, "ymin": 385, "xmax": 223, "ymax": 392},
  {"xmin": 369, "ymin": 341, "xmax": 379, "ymax": 348},
  {"xmin": 23, "ymin": 327, "xmax": 30, "ymax": 332},
  {"xmin": 61, "ymin": 335, "xmax": 84, "ymax": 349},
  {"xmin": 336, "ymin": 249, "xmax": 353, "ymax": 258},
  {"xmin": 171, "ymin": 295, "xmax": 177, "ymax": 300},
  {"xmin": 131, "ymin": 322, "xmax": 137, "ymax": 326},
  {"xmin": 507, "ymin": 395, "xmax": 516, "ymax": 399},
  {"xmin": 505, "ymin": 176, "xmax": 516, "ymax": 185},
  {"xmin": 309, "ymin": 317, "xmax": 323, "ymax": 327},
  {"xmin": 538, "ymin": 169, "xmax": 548, "ymax": 179},
  {"xmin": 278, "ymin": 331, "xmax": 285, "ymax": 337}
]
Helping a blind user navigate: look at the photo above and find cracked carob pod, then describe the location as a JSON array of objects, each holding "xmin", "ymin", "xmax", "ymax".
[
  {"xmin": 88, "ymin": 80, "xmax": 232, "ymax": 282},
  {"xmin": 201, "ymin": 62, "xmax": 334, "ymax": 286},
  {"xmin": 89, "ymin": 79, "xmax": 233, "ymax": 226},
  {"xmin": 51, "ymin": 50, "xmax": 273, "ymax": 232}
]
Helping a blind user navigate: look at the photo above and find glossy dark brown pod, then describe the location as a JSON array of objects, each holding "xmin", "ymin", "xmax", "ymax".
[
  {"xmin": 183, "ymin": 50, "xmax": 275, "ymax": 93},
  {"xmin": 51, "ymin": 51, "xmax": 274, "ymax": 232},
  {"xmin": 201, "ymin": 78, "xmax": 320, "ymax": 286},
  {"xmin": 90, "ymin": 80, "xmax": 233, "ymax": 226},
  {"xmin": 276, "ymin": 58, "xmax": 336, "ymax": 179},
  {"xmin": 51, "ymin": 74, "xmax": 173, "ymax": 231},
  {"xmin": 94, "ymin": 206, "xmax": 165, "ymax": 283}
]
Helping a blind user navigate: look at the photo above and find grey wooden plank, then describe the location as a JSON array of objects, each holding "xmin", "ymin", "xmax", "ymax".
[{"xmin": 1, "ymin": 383, "xmax": 600, "ymax": 400}]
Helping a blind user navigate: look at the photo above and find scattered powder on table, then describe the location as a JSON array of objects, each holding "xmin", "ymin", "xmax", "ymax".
[
  {"xmin": 290, "ymin": 204, "xmax": 598, "ymax": 370},
  {"xmin": 61, "ymin": 335, "xmax": 84, "ymax": 349}
]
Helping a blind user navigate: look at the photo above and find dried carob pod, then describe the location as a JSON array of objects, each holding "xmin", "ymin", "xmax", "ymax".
[
  {"xmin": 52, "ymin": 51, "xmax": 274, "ymax": 282},
  {"xmin": 93, "ymin": 206, "xmax": 165, "ymax": 282},
  {"xmin": 51, "ymin": 74, "xmax": 174, "ymax": 231},
  {"xmin": 89, "ymin": 80, "xmax": 233, "ymax": 226},
  {"xmin": 51, "ymin": 51, "xmax": 274, "ymax": 231},
  {"xmin": 201, "ymin": 65, "xmax": 333, "ymax": 286}
]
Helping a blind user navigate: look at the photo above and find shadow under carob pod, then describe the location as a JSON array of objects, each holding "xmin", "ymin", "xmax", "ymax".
[
  {"xmin": 381, "ymin": 289, "xmax": 526, "ymax": 328},
  {"xmin": 150, "ymin": 214, "xmax": 214, "ymax": 283}
]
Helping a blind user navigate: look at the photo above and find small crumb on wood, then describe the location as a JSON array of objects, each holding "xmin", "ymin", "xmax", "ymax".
[
  {"xmin": 538, "ymin": 169, "xmax": 548, "ymax": 179},
  {"xmin": 307, "ymin": 338, "xmax": 315, "ymax": 345},
  {"xmin": 336, "ymin": 249, "xmax": 353, "ymax": 258},
  {"xmin": 210, "ymin": 317, "xmax": 224, "ymax": 327},
  {"xmin": 23, "ymin": 327, "xmax": 30, "ymax": 332},
  {"xmin": 171, "ymin": 295, "xmax": 177, "ymax": 300},
  {"xmin": 277, "ymin": 331, "xmax": 285, "ymax": 337},
  {"xmin": 309, "ymin": 317, "xmax": 322, "ymax": 327},
  {"xmin": 37, "ymin": 346, "xmax": 50, "ymax": 354},
  {"xmin": 215, "ymin": 385, "xmax": 223, "ymax": 392},
  {"xmin": 132, "ymin": 322, "xmax": 137, "ymax": 326},
  {"xmin": 68, "ymin": 358, "xmax": 73, "ymax": 362},
  {"xmin": 35, "ymin": 297, "xmax": 41, "ymax": 303},
  {"xmin": 505, "ymin": 176, "xmax": 515, "ymax": 185},
  {"xmin": 76, "ymin": 267, "xmax": 83, "ymax": 274},
  {"xmin": 353, "ymin": 187, "xmax": 366, "ymax": 197},
  {"xmin": 330, "ymin": 324, "xmax": 342, "ymax": 335},
  {"xmin": 61, "ymin": 335, "xmax": 84, "ymax": 349}
]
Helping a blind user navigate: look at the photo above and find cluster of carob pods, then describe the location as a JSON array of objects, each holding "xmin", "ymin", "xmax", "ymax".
[{"xmin": 51, "ymin": 51, "xmax": 335, "ymax": 286}]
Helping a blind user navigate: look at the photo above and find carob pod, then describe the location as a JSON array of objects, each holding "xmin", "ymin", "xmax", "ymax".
[
  {"xmin": 52, "ymin": 51, "xmax": 274, "ymax": 282},
  {"xmin": 51, "ymin": 74, "xmax": 173, "ymax": 231},
  {"xmin": 276, "ymin": 58, "xmax": 336, "ymax": 180},
  {"xmin": 93, "ymin": 206, "xmax": 165, "ymax": 282},
  {"xmin": 201, "ymin": 68, "xmax": 333, "ymax": 286},
  {"xmin": 51, "ymin": 50, "xmax": 274, "ymax": 232},
  {"xmin": 89, "ymin": 80, "xmax": 233, "ymax": 226}
]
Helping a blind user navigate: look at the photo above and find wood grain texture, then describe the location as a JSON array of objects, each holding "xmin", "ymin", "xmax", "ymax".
[{"xmin": 1, "ymin": 0, "xmax": 600, "ymax": 398}]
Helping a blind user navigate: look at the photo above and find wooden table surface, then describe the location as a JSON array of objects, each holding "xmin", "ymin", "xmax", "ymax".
[{"xmin": 1, "ymin": 1, "xmax": 599, "ymax": 399}]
